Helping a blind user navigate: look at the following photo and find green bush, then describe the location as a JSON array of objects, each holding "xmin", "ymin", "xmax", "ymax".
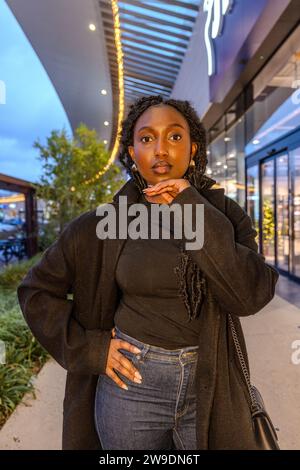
[
  {"xmin": 0, "ymin": 289, "xmax": 18, "ymax": 318},
  {"xmin": 0, "ymin": 287, "xmax": 49, "ymax": 427},
  {"xmin": 0, "ymin": 364, "xmax": 34, "ymax": 426},
  {"xmin": 0, "ymin": 254, "xmax": 42, "ymax": 289}
]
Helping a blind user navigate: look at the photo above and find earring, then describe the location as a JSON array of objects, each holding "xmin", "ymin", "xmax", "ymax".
[
  {"xmin": 189, "ymin": 159, "xmax": 195, "ymax": 167},
  {"xmin": 130, "ymin": 162, "xmax": 147, "ymax": 193}
]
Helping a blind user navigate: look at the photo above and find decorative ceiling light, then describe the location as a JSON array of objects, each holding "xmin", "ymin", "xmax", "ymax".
[
  {"xmin": 89, "ymin": 24, "xmax": 96, "ymax": 31},
  {"xmin": 103, "ymin": 140, "xmax": 108, "ymax": 144},
  {"xmin": 101, "ymin": 89, "xmax": 107, "ymax": 95},
  {"xmin": 85, "ymin": 0, "xmax": 125, "ymax": 185},
  {"xmin": 104, "ymin": 121, "xmax": 109, "ymax": 126},
  {"xmin": 224, "ymin": 136, "xmax": 231, "ymax": 142}
]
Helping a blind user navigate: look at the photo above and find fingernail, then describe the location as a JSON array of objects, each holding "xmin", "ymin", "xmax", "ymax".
[
  {"xmin": 134, "ymin": 347, "xmax": 142, "ymax": 353},
  {"xmin": 122, "ymin": 384, "xmax": 128, "ymax": 390},
  {"xmin": 135, "ymin": 372, "xmax": 142, "ymax": 381}
]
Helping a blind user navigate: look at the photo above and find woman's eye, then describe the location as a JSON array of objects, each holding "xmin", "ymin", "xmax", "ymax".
[
  {"xmin": 140, "ymin": 134, "xmax": 182, "ymax": 143},
  {"xmin": 140, "ymin": 136, "xmax": 153, "ymax": 143},
  {"xmin": 171, "ymin": 134, "xmax": 182, "ymax": 141}
]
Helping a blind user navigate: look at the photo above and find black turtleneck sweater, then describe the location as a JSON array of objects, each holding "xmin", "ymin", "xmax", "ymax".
[{"xmin": 114, "ymin": 193, "xmax": 202, "ymax": 349}]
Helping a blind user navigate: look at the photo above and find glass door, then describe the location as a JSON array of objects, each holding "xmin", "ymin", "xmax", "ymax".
[
  {"xmin": 260, "ymin": 151, "xmax": 291, "ymax": 274},
  {"xmin": 290, "ymin": 148, "xmax": 300, "ymax": 278},
  {"xmin": 276, "ymin": 154, "xmax": 289, "ymax": 271},
  {"xmin": 261, "ymin": 158, "xmax": 275, "ymax": 264},
  {"xmin": 248, "ymin": 149, "xmax": 299, "ymax": 279},
  {"xmin": 246, "ymin": 165, "xmax": 259, "ymax": 245}
]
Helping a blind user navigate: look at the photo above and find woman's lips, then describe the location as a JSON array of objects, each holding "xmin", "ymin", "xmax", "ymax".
[{"xmin": 152, "ymin": 164, "xmax": 172, "ymax": 174}]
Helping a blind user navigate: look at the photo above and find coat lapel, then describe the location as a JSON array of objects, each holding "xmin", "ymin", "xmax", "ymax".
[{"xmin": 201, "ymin": 187, "xmax": 226, "ymax": 213}]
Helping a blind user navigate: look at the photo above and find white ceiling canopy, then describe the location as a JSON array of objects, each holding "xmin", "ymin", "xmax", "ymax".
[
  {"xmin": 100, "ymin": 0, "xmax": 200, "ymax": 102},
  {"xmin": 6, "ymin": 0, "xmax": 113, "ymax": 145},
  {"xmin": 6, "ymin": 0, "xmax": 201, "ymax": 154},
  {"xmin": 99, "ymin": 0, "xmax": 201, "ymax": 146}
]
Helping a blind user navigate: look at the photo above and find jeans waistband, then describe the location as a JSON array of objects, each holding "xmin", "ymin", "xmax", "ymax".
[{"xmin": 114, "ymin": 326, "xmax": 199, "ymax": 359}]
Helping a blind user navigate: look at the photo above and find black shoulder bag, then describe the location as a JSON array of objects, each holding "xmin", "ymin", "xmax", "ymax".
[{"xmin": 228, "ymin": 314, "xmax": 280, "ymax": 450}]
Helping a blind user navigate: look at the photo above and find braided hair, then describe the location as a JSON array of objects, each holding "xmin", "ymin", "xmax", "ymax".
[{"xmin": 117, "ymin": 95, "xmax": 216, "ymax": 322}]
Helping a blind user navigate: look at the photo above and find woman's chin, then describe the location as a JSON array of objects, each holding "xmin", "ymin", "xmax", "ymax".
[{"xmin": 144, "ymin": 174, "xmax": 173, "ymax": 185}]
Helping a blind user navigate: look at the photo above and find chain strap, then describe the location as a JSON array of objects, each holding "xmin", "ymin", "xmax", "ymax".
[{"xmin": 228, "ymin": 314, "xmax": 260, "ymax": 413}]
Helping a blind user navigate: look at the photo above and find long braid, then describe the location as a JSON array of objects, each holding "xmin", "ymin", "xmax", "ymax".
[
  {"xmin": 117, "ymin": 95, "xmax": 215, "ymax": 322},
  {"xmin": 174, "ymin": 245, "xmax": 193, "ymax": 321}
]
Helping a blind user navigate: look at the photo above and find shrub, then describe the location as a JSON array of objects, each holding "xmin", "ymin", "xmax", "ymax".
[
  {"xmin": 0, "ymin": 288, "xmax": 48, "ymax": 427},
  {"xmin": 0, "ymin": 306, "xmax": 48, "ymax": 426},
  {"xmin": 0, "ymin": 254, "xmax": 42, "ymax": 289}
]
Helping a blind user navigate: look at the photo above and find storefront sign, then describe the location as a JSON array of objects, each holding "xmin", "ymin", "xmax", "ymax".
[{"xmin": 204, "ymin": 0, "xmax": 234, "ymax": 76}]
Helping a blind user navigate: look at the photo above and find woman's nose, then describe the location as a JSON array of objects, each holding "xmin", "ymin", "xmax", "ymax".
[{"xmin": 154, "ymin": 138, "xmax": 168, "ymax": 155}]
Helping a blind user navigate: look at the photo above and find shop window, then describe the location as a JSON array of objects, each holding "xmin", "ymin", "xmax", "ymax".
[
  {"xmin": 261, "ymin": 159, "xmax": 275, "ymax": 264},
  {"xmin": 245, "ymin": 25, "xmax": 300, "ymax": 155},
  {"xmin": 290, "ymin": 147, "xmax": 300, "ymax": 277},
  {"xmin": 246, "ymin": 165, "xmax": 259, "ymax": 243},
  {"xmin": 208, "ymin": 116, "xmax": 245, "ymax": 206}
]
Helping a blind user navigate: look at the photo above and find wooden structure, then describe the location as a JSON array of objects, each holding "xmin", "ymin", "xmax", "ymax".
[{"xmin": 0, "ymin": 173, "xmax": 37, "ymax": 257}]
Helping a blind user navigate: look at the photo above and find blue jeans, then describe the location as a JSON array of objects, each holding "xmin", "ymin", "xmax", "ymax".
[{"xmin": 94, "ymin": 326, "xmax": 199, "ymax": 450}]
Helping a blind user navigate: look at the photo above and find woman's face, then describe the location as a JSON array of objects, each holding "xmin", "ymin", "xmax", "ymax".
[{"xmin": 127, "ymin": 104, "xmax": 198, "ymax": 186}]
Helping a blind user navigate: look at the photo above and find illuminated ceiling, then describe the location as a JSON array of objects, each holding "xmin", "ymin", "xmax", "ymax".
[
  {"xmin": 6, "ymin": 0, "xmax": 201, "ymax": 154},
  {"xmin": 100, "ymin": 0, "xmax": 200, "ymax": 146}
]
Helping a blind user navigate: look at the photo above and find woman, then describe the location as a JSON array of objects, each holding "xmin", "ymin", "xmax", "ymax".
[{"xmin": 17, "ymin": 95, "xmax": 279, "ymax": 450}]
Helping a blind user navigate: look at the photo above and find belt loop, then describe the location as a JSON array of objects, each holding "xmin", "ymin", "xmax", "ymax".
[{"xmin": 137, "ymin": 344, "xmax": 149, "ymax": 363}]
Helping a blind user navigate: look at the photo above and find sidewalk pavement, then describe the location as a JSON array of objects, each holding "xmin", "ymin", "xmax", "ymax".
[
  {"xmin": 0, "ymin": 293, "xmax": 299, "ymax": 450},
  {"xmin": 0, "ymin": 359, "xmax": 66, "ymax": 450}
]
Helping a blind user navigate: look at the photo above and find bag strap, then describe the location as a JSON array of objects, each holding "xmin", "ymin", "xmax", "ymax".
[{"xmin": 228, "ymin": 314, "xmax": 260, "ymax": 413}]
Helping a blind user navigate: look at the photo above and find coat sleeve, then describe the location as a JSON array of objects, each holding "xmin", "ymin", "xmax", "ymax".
[
  {"xmin": 17, "ymin": 218, "xmax": 112, "ymax": 375},
  {"xmin": 171, "ymin": 186, "xmax": 279, "ymax": 316}
]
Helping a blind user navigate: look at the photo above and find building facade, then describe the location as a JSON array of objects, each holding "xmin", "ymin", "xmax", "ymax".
[{"xmin": 171, "ymin": 0, "xmax": 300, "ymax": 282}]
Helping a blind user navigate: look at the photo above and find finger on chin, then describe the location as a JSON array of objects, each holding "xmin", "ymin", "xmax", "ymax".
[{"xmin": 162, "ymin": 192, "xmax": 174, "ymax": 204}]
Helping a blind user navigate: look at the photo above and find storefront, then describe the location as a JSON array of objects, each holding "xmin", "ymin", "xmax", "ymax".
[
  {"xmin": 206, "ymin": 52, "xmax": 300, "ymax": 279},
  {"xmin": 172, "ymin": 0, "xmax": 300, "ymax": 280},
  {"xmin": 0, "ymin": 173, "xmax": 38, "ymax": 260}
]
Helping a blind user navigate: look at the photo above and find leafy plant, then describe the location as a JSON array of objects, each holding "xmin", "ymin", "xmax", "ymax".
[
  {"xmin": 0, "ymin": 254, "xmax": 42, "ymax": 289},
  {"xmin": 33, "ymin": 124, "xmax": 125, "ymax": 248},
  {"xmin": 0, "ymin": 260, "xmax": 49, "ymax": 427},
  {"xmin": 0, "ymin": 296, "xmax": 48, "ymax": 427},
  {"xmin": 262, "ymin": 199, "xmax": 275, "ymax": 242}
]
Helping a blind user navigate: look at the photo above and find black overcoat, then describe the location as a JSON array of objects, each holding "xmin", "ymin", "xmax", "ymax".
[{"xmin": 17, "ymin": 178, "xmax": 279, "ymax": 449}]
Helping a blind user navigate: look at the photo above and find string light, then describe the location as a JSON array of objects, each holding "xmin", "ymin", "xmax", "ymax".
[{"xmin": 84, "ymin": 0, "xmax": 124, "ymax": 185}]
